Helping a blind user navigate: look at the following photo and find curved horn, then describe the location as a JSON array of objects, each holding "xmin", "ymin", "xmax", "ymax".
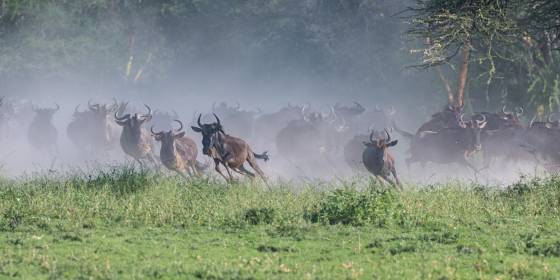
[
  {"xmin": 54, "ymin": 104, "xmax": 60, "ymax": 111},
  {"xmin": 197, "ymin": 114, "xmax": 202, "ymax": 127},
  {"xmin": 150, "ymin": 125, "xmax": 158, "ymax": 135},
  {"xmin": 74, "ymin": 105, "xmax": 80, "ymax": 114},
  {"xmin": 385, "ymin": 129, "xmax": 391, "ymax": 142},
  {"xmin": 515, "ymin": 107, "xmax": 524, "ymax": 116},
  {"xmin": 144, "ymin": 104, "xmax": 152, "ymax": 116},
  {"xmin": 369, "ymin": 130, "xmax": 376, "ymax": 143},
  {"xmin": 460, "ymin": 113, "xmax": 466, "ymax": 124},
  {"xmin": 114, "ymin": 110, "xmax": 129, "ymax": 121},
  {"xmin": 236, "ymin": 102, "xmax": 240, "ymax": 110},
  {"xmin": 213, "ymin": 113, "xmax": 221, "ymax": 125},
  {"xmin": 477, "ymin": 114, "xmax": 487, "ymax": 123},
  {"xmin": 173, "ymin": 119, "xmax": 184, "ymax": 132},
  {"xmin": 530, "ymin": 116, "xmax": 536, "ymax": 128}
]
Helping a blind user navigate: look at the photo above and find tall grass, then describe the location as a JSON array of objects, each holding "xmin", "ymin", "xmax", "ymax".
[{"xmin": 1, "ymin": 166, "xmax": 559, "ymax": 234}]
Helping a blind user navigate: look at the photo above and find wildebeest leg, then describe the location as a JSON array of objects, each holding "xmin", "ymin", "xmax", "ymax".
[
  {"xmin": 213, "ymin": 159, "xmax": 230, "ymax": 182},
  {"xmin": 223, "ymin": 163, "xmax": 235, "ymax": 182},
  {"xmin": 239, "ymin": 165, "xmax": 256, "ymax": 178},
  {"xmin": 390, "ymin": 168, "xmax": 403, "ymax": 191},
  {"xmin": 246, "ymin": 157, "xmax": 267, "ymax": 182}
]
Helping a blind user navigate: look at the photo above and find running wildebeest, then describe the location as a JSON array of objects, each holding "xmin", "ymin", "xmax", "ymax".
[
  {"xmin": 67, "ymin": 100, "xmax": 119, "ymax": 154},
  {"xmin": 28, "ymin": 104, "xmax": 60, "ymax": 153},
  {"xmin": 152, "ymin": 120, "xmax": 205, "ymax": 178},
  {"xmin": 362, "ymin": 129, "xmax": 401, "ymax": 190},
  {"xmin": 191, "ymin": 114, "xmax": 268, "ymax": 182},
  {"xmin": 114, "ymin": 104, "xmax": 158, "ymax": 167},
  {"xmin": 404, "ymin": 114, "xmax": 488, "ymax": 173}
]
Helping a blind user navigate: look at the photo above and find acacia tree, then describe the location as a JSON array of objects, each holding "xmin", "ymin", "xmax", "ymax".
[{"xmin": 406, "ymin": 0, "xmax": 516, "ymax": 110}]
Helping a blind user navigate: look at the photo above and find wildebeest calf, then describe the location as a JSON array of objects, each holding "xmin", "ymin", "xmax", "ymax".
[
  {"xmin": 152, "ymin": 120, "xmax": 204, "ymax": 178},
  {"xmin": 362, "ymin": 129, "xmax": 401, "ymax": 190}
]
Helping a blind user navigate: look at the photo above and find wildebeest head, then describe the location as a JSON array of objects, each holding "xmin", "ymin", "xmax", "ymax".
[
  {"xmin": 363, "ymin": 129, "xmax": 398, "ymax": 150},
  {"xmin": 499, "ymin": 106, "xmax": 523, "ymax": 127},
  {"xmin": 458, "ymin": 114, "xmax": 488, "ymax": 151},
  {"xmin": 152, "ymin": 120, "xmax": 185, "ymax": 147},
  {"xmin": 191, "ymin": 113, "xmax": 224, "ymax": 155},
  {"xmin": 32, "ymin": 104, "xmax": 60, "ymax": 121},
  {"xmin": 114, "ymin": 104, "xmax": 152, "ymax": 130}
]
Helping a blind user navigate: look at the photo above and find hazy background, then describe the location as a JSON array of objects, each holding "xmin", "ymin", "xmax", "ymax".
[{"xmin": 0, "ymin": 0, "xmax": 558, "ymax": 183}]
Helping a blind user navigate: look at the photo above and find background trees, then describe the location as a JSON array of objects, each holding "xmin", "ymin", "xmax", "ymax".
[{"xmin": 0, "ymin": 0, "xmax": 558, "ymax": 113}]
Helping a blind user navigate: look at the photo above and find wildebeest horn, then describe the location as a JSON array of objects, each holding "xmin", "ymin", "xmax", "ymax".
[
  {"xmin": 142, "ymin": 105, "xmax": 152, "ymax": 118},
  {"xmin": 515, "ymin": 107, "xmax": 524, "ymax": 116},
  {"xmin": 197, "ymin": 114, "xmax": 203, "ymax": 127},
  {"xmin": 369, "ymin": 130, "xmax": 376, "ymax": 143},
  {"xmin": 173, "ymin": 120, "xmax": 184, "ymax": 132},
  {"xmin": 54, "ymin": 104, "xmax": 60, "ymax": 111},
  {"xmin": 385, "ymin": 129, "xmax": 391, "ymax": 142},
  {"xmin": 74, "ymin": 105, "xmax": 80, "ymax": 114},
  {"xmin": 150, "ymin": 125, "xmax": 159, "ymax": 135},
  {"xmin": 476, "ymin": 114, "xmax": 487, "ymax": 124},
  {"xmin": 236, "ymin": 102, "xmax": 240, "ymax": 110},
  {"xmin": 375, "ymin": 104, "xmax": 382, "ymax": 112},
  {"xmin": 114, "ymin": 110, "xmax": 129, "ymax": 121},
  {"xmin": 213, "ymin": 113, "xmax": 221, "ymax": 125},
  {"xmin": 460, "ymin": 113, "xmax": 466, "ymax": 124},
  {"xmin": 530, "ymin": 116, "xmax": 536, "ymax": 127},
  {"xmin": 502, "ymin": 105, "xmax": 513, "ymax": 115}
]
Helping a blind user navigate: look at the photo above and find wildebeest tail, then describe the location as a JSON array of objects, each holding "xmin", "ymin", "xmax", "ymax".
[
  {"xmin": 254, "ymin": 151, "xmax": 269, "ymax": 162},
  {"xmin": 391, "ymin": 120, "xmax": 414, "ymax": 141}
]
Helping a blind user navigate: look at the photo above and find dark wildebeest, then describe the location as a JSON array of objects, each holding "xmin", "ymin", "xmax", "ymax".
[
  {"xmin": 276, "ymin": 105, "xmax": 348, "ymax": 163},
  {"xmin": 152, "ymin": 120, "xmax": 204, "ymax": 178},
  {"xmin": 362, "ymin": 129, "xmax": 401, "ymax": 190},
  {"xmin": 191, "ymin": 114, "xmax": 268, "ymax": 182},
  {"xmin": 28, "ymin": 104, "xmax": 60, "ymax": 153},
  {"xmin": 114, "ymin": 104, "xmax": 158, "ymax": 167},
  {"xmin": 473, "ymin": 106, "xmax": 526, "ymax": 169},
  {"xmin": 252, "ymin": 103, "xmax": 303, "ymax": 150},
  {"xmin": 405, "ymin": 114, "xmax": 488, "ymax": 173},
  {"xmin": 67, "ymin": 100, "xmax": 119, "ymax": 154}
]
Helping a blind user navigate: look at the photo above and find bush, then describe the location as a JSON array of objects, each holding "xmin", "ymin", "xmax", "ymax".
[{"xmin": 307, "ymin": 187, "xmax": 400, "ymax": 226}]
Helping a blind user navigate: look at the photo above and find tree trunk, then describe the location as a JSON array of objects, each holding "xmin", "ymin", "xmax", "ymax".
[
  {"xmin": 436, "ymin": 66, "xmax": 455, "ymax": 104},
  {"xmin": 456, "ymin": 42, "xmax": 472, "ymax": 109}
]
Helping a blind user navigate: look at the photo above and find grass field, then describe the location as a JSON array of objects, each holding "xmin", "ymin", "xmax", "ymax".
[{"xmin": 0, "ymin": 167, "xmax": 559, "ymax": 279}]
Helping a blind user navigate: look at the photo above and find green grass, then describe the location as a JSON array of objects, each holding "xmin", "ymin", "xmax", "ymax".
[{"xmin": 0, "ymin": 167, "xmax": 559, "ymax": 279}]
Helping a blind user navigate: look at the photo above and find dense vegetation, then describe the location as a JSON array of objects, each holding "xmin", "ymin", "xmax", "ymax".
[{"xmin": 0, "ymin": 168, "xmax": 559, "ymax": 279}]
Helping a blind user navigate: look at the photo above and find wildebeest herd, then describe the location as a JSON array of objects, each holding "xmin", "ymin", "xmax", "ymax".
[{"xmin": 0, "ymin": 96, "xmax": 558, "ymax": 188}]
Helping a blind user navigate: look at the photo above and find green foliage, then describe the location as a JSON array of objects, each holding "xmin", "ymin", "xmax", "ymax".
[
  {"xmin": 0, "ymin": 168, "xmax": 559, "ymax": 278},
  {"xmin": 309, "ymin": 186, "xmax": 401, "ymax": 226}
]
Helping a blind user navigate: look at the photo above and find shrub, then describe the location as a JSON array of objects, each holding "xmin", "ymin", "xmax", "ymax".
[{"xmin": 308, "ymin": 187, "xmax": 399, "ymax": 226}]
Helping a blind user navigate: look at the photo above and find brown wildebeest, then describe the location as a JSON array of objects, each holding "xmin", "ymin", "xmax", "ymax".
[
  {"xmin": 114, "ymin": 104, "xmax": 158, "ymax": 168},
  {"xmin": 191, "ymin": 113, "xmax": 269, "ymax": 183},
  {"xmin": 152, "ymin": 120, "xmax": 204, "ymax": 178},
  {"xmin": 362, "ymin": 129, "xmax": 401, "ymax": 190}
]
